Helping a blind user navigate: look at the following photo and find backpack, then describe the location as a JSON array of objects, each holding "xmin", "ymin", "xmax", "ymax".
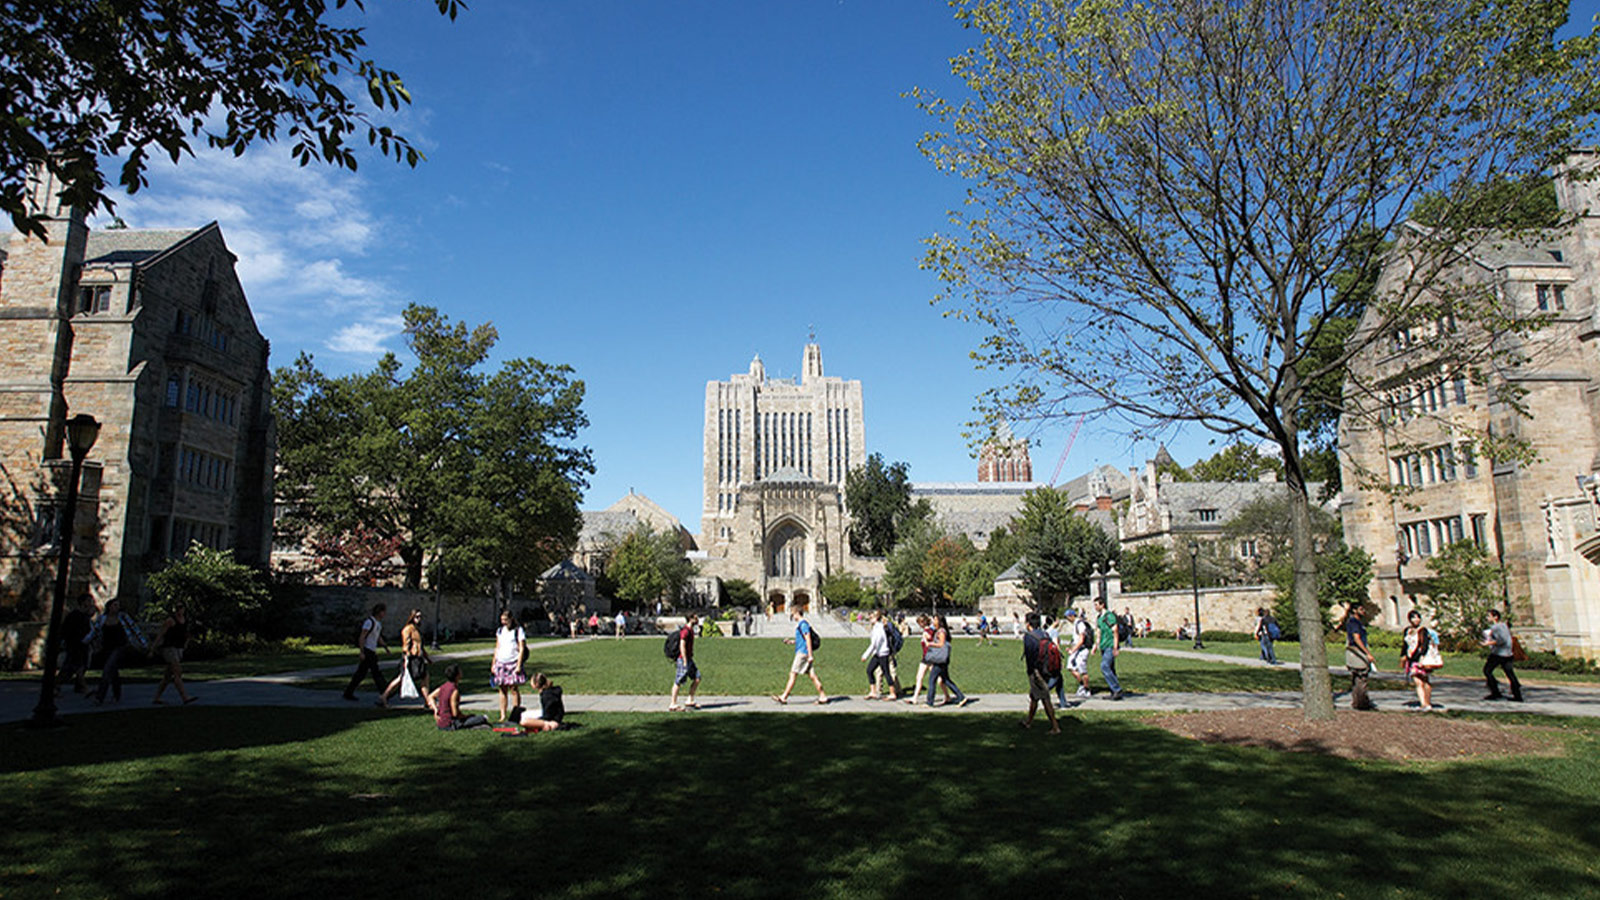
[
  {"xmin": 1115, "ymin": 617, "xmax": 1130, "ymax": 644},
  {"xmin": 801, "ymin": 624, "xmax": 821, "ymax": 650},
  {"xmin": 1075, "ymin": 620, "xmax": 1093, "ymax": 650},
  {"xmin": 1266, "ymin": 619, "xmax": 1282, "ymax": 640},
  {"xmin": 663, "ymin": 628, "xmax": 682, "ymax": 661},
  {"xmin": 884, "ymin": 622, "xmax": 904, "ymax": 655},
  {"xmin": 1038, "ymin": 633, "xmax": 1063, "ymax": 675},
  {"xmin": 355, "ymin": 617, "xmax": 375, "ymax": 648}
]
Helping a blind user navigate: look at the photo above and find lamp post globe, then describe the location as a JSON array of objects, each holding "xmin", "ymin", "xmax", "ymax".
[
  {"xmin": 30, "ymin": 413, "xmax": 100, "ymax": 728},
  {"xmin": 1188, "ymin": 541, "xmax": 1204, "ymax": 650}
]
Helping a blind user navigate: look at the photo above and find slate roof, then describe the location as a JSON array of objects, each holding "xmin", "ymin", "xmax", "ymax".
[
  {"xmin": 579, "ymin": 510, "xmax": 639, "ymax": 544},
  {"xmin": 83, "ymin": 227, "xmax": 205, "ymax": 265},
  {"xmin": 539, "ymin": 559, "xmax": 594, "ymax": 582},
  {"xmin": 1157, "ymin": 481, "xmax": 1332, "ymax": 530}
]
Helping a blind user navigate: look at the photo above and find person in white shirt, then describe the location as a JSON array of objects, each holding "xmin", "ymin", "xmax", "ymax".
[
  {"xmin": 614, "ymin": 611, "xmax": 627, "ymax": 639},
  {"xmin": 342, "ymin": 604, "xmax": 387, "ymax": 702},
  {"xmin": 1064, "ymin": 608, "xmax": 1093, "ymax": 698},
  {"xmin": 860, "ymin": 611, "xmax": 893, "ymax": 699},
  {"xmin": 490, "ymin": 609, "xmax": 527, "ymax": 722}
]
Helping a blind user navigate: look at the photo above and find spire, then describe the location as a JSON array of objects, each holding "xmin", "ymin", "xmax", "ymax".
[
  {"xmin": 802, "ymin": 342, "xmax": 823, "ymax": 383},
  {"xmin": 749, "ymin": 353, "xmax": 765, "ymax": 381}
]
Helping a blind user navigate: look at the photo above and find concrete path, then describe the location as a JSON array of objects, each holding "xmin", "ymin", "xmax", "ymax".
[{"xmin": 5, "ymin": 639, "xmax": 1597, "ymax": 724}]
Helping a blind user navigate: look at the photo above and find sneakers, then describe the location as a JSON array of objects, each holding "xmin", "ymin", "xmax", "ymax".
[{"xmin": 1076, "ymin": 686, "xmax": 1091, "ymax": 697}]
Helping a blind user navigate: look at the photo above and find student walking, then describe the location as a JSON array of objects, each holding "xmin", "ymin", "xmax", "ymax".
[
  {"xmin": 88, "ymin": 598, "xmax": 148, "ymax": 704},
  {"xmin": 58, "ymin": 593, "xmax": 96, "ymax": 694},
  {"xmin": 773, "ymin": 608, "xmax": 827, "ymax": 705},
  {"xmin": 904, "ymin": 615, "xmax": 950, "ymax": 704},
  {"xmin": 1401, "ymin": 609, "xmax": 1443, "ymax": 711},
  {"xmin": 343, "ymin": 603, "xmax": 388, "ymax": 701},
  {"xmin": 1064, "ymin": 608, "xmax": 1093, "ymax": 698},
  {"xmin": 1343, "ymin": 603, "xmax": 1377, "ymax": 710},
  {"xmin": 1042, "ymin": 615, "xmax": 1069, "ymax": 708},
  {"xmin": 491, "ymin": 609, "xmax": 528, "ymax": 722},
  {"xmin": 1020, "ymin": 613, "xmax": 1062, "ymax": 733},
  {"xmin": 1481, "ymin": 608, "xmax": 1523, "ymax": 702},
  {"xmin": 150, "ymin": 602, "xmax": 197, "ymax": 705},
  {"xmin": 380, "ymin": 609, "xmax": 434, "ymax": 711},
  {"xmin": 1254, "ymin": 607, "xmax": 1280, "ymax": 665},
  {"xmin": 922, "ymin": 615, "xmax": 969, "ymax": 707},
  {"xmin": 615, "ymin": 611, "xmax": 627, "ymax": 639},
  {"xmin": 1093, "ymin": 598, "xmax": 1123, "ymax": 700},
  {"xmin": 861, "ymin": 611, "xmax": 895, "ymax": 699},
  {"xmin": 431, "ymin": 664, "xmax": 490, "ymax": 731},
  {"xmin": 668, "ymin": 613, "xmax": 701, "ymax": 711}
]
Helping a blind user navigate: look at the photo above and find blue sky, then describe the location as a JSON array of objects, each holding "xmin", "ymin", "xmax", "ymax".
[{"xmin": 102, "ymin": 0, "xmax": 1228, "ymax": 528}]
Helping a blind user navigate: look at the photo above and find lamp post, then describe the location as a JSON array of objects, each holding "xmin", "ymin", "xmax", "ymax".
[
  {"xmin": 429, "ymin": 544, "xmax": 443, "ymax": 650},
  {"xmin": 1188, "ymin": 541, "xmax": 1204, "ymax": 650},
  {"xmin": 29, "ymin": 414, "xmax": 101, "ymax": 729}
]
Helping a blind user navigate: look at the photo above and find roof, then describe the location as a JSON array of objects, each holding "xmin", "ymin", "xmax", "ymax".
[
  {"xmin": 761, "ymin": 466, "xmax": 817, "ymax": 483},
  {"xmin": 1056, "ymin": 464, "xmax": 1131, "ymax": 504},
  {"xmin": 539, "ymin": 559, "xmax": 594, "ymax": 582},
  {"xmin": 579, "ymin": 510, "xmax": 639, "ymax": 544},
  {"xmin": 1156, "ymin": 481, "xmax": 1333, "ymax": 527},
  {"xmin": 83, "ymin": 227, "xmax": 206, "ymax": 266}
]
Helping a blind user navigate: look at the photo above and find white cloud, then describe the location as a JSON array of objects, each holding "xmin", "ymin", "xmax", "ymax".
[{"xmin": 92, "ymin": 142, "xmax": 403, "ymax": 364}]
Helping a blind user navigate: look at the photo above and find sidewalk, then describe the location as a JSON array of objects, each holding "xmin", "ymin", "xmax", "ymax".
[{"xmin": 5, "ymin": 641, "xmax": 1596, "ymax": 724}]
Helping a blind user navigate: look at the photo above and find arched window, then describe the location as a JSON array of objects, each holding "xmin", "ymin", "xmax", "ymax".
[{"xmin": 768, "ymin": 522, "xmax": 807, "ymax": 578}]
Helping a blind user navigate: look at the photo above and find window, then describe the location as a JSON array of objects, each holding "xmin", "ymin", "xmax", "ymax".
[
  {"xmin": 165, "ymin": 373, "xmax": 181, "ymax": 407},
  {"xmin": 1239, "ymin": 539, "xmax": 1258, "ymax": 559},
  {"xmin": 76, "ymin": 285, "xmax": 112, "ymax": 314},
  {"xmin": 1471, "ymin": 514, "xmax": 1488, "ymax": 549},
  {"xmin": 1453, "ymin": 375, "xmax": 1468, "ymax": 405},
  {"xmin": 1197, "ymin": 509, "xmax": 1218, "ymax": 523},
  {"xmin": 1463, "ymin": 444, "xmax": 1478, "ymax": 479},
  {"xmin": 1536, "ymin": 283, "xmax": 1567, "ymax": 312},
  {"xmin": 176, "ymin": 310, "xmax": 193, "ymax": 334}
]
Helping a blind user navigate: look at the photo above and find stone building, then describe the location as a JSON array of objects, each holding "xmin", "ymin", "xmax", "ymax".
[
  {"xmin": 1339, "ymin": 151, "xmax": 1600, "ymax": 658},
  {"xmin": 0, "ymin": 168, "xmax": 274, "ymax": 611},
  {"xmin": 695, "ymin": 343, "xmax": 864, "ymax": 612}
]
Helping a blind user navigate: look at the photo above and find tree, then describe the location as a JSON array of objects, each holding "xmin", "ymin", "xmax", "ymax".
[
  {"xmin": 306, "ymin": 526, "xmax": 403, "ymax": 587},
  {"xmin": 883, "ymin": 515, "xmax": 941, "ymax": 604},
  {"xmin": 147, "ymin": 543, "xmax": 271, "ymax": 635},
  {"xmin": 1119, "ymin": 544, "xmax": 1187, "ymax": 593},
  {"xmin": 820, "ymin": 571, "xmax": 874, "ymax": 608},
  {"xmin": 275, "ymin": 305, "xmax": 593, "ymax": 591},
  {"xmin": 722, "ymin": 578, "xmax": 761, "ymax": 608},
  {"xmin": 1264, "ymin": 541, "xmax": 1372, "ymax": 641},
  {"xmin": 605, "ymin": 524, "xmax": 696, "ymax": 610},
  {"xmin": 918, "ymin": 0, "xmax": 1595, "ymax": 719},
  {"xmin": 953, "ymin": 557, "xmax": 1000, "ymax": 607},
  {"xmin": 980, "ymin": 524, "xmax": 1023, "ymax": 574},
  {"xmin": 922, "ymin": 534, "xmax": 977, "ymax": 607},
  {"xmin": 1, "ymin": 0, "xmax": 462, "ymax": 238},
  {"xmin": 1012, "ymin": 487, "xmax": 1119, "ymax": 610},
  {"xmin": 1188, "ymin": 443, "xmax": 1283, "ymax": 483},
  {"xmin": 845, "ymin": 454, "xmax": 932, "ymax": 556},
  {"xmin": 1419, "ymin": 541, "xmax": 1507, "ymax": 647}
]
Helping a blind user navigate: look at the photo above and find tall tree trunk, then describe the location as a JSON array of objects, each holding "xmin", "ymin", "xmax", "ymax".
[
  {"xmin": 1279, "ymin": 380, "xmax": 1335, "ymax": 720},
  {"xmin": 400, "ymin": 544, "xmax": 424, "ymax": 590}
]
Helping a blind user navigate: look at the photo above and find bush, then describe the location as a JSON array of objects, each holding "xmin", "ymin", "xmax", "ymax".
[
  {"xmin": 1519, "ymin": 650, "xmax": 1600, "ymax": 675},
  {"xmin": 1191, "ymin": 629, "xmax": 1257, "ymax": 642}
]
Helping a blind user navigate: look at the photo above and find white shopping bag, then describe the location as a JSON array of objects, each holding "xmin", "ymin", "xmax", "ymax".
[{"xmin": 399, "ymin": 661, "xmax": 419, "ymax": 699}]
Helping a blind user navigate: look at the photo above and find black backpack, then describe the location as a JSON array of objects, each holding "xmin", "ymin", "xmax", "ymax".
[
  {"xmin": 884, "ymin": 621, "xmax": 904, "ymax": 655},
  {"xmin": 804, "ymin": 625, "xmax": 821, "ymax": 650},
  {"xmin": 663, "ymin": 628, "xmax": 682, "ymax": 660}
]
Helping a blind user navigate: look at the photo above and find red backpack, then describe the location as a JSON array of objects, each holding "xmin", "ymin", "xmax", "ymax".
[{"xmin": 1038, "ymin": 634, "xmax": 1063, "ymax": 675}]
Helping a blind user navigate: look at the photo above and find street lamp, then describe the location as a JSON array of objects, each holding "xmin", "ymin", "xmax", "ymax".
[
  {"xmin": 29, "ymin": 413, "xmax": 100, "ymax": 728},
  {"xmin": 1188, "ymin": 540, "xmax": 1204, "ymax": 650}
]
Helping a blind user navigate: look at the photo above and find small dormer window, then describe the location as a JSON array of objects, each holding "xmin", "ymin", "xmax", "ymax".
[
  {"xmin": 76, "ymin": 285, "xmax": 111, "ymax": 314},
  {"xmin": 1536, "ymin": 283, "xmax": 1566, "ymax": 311},
  {"xmin": 1197, "ymin": 509, "xmax": 1218, "ymax": 523}
]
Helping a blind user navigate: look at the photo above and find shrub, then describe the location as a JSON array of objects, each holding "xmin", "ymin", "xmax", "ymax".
[{"xmin": 1518, "ymin": 650, "xmax": 1600, "ymax": 675}]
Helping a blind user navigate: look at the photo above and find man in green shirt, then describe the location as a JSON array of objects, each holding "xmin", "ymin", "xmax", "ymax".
[{"xmin": 1094, "ymin": 597, "xmax": 1124, "ymax": 700}]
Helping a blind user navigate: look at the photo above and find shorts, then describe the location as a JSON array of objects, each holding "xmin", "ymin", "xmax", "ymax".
[
  {"xmin": 790, "ymin": 654, "xmax": 814, "ymax": 675},
  {"xmin": 159, "ymin": 647, "xmax": 183, "ymax": 666},
  {"xmin": 1028, "ymin": 670, "xmax": 1052, "ymax": 702},
  {"xmin": 1068, "ymin": 649, "xmax": 1090, "ymax": 675},
  {"xmin": 405, "ymin": 655, "xmax": 428, "ymax": 684},
  {"xmin": 675, "ymin": 658, "xmax": 700, "ymax": 685},
  {"xmin": 491, "ymin": 659, "xmax": 526, "ymax": 687}
]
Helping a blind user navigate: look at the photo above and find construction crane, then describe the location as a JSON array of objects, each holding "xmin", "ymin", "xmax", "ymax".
[{"xmin": 1048, "ymin": 414, "xmax": 1087, "ymax": 486}]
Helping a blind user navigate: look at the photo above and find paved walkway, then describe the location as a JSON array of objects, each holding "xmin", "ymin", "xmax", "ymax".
[{"xmin": 5, "ymin": 641, "xmax": 1596, "ymax": 724}]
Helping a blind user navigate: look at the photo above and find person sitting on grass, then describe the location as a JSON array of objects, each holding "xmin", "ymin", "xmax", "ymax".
[
  {"xmin": 514, "ymin": 672, "xmax": 565, "ymax": 733},
  {"xmin": 431, "ymin": 664, "xmax": 490, "ymax": 731}
]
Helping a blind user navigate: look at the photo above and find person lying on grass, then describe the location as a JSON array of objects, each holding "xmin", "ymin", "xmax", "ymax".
[
  {"xmin": 430, "ymin": 664, "xmax": 490, "ymax": 731},
  {"xmin": 511, "ymin": 672, "xmax": 565, "ymax": 733}
]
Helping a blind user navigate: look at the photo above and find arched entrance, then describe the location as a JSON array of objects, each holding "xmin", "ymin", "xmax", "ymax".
[
  {"xmin": 769, "ymin": 591, "xmax": 787, "ymax": 614},
  {"xmin": 791, "ymin": 590, "xmax": 810, "ymax": 615},
  {"xmin": 767, "ymin": 521, "xmax": 808, "ymax": 578}
]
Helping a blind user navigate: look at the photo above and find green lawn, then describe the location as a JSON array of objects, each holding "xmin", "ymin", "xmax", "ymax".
[
  {"xmin": 1137, "ymin": 637, "xmax": 1600, "ymax": 685},
  {"xmin": 3, "ymin": 707, "xmax": 1596, "ymax": 899},
  {"xmin": 293, "ymin": 636, "xmax": 1315, "ymax": 695}
]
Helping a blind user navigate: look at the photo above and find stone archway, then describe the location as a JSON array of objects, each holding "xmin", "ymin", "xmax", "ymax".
[
  {"xmin": 767, "ymin": 520, "xmax": 808, "ymax": 578},
  {"xmin": 791, "ymin": 590, "xmax": 810, "ymax": 615},
  {"xmin": 769, "ymin": 591, "xmax": 787, "ymax": 614}
]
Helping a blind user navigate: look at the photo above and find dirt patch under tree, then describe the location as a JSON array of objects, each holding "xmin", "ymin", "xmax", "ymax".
[{"xmin": 1148, "ymin": 708, "xmax": 1558, "ymax": 762}]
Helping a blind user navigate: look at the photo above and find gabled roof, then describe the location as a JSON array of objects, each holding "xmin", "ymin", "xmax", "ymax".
[
  {"xmin": 540, "ymin": 559, "xmax": 594, "ymax": 582},
  {"xmin": 83, "ymin": 226, "xmax": 210, "ymax": 266}
]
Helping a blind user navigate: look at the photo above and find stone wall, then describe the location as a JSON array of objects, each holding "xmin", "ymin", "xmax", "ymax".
[
  {"xmin": 983, "ymin": 577, "xmax": 1278, "ymax": 634},
  {"xmin": 298, "ymin": 585, "xmax": 557, "ymax": 642}
]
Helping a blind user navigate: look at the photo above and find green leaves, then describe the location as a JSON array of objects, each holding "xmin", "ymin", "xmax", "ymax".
[{"xmin": 0, "ymin": 0, "xmax": 460, "ymax": 236}]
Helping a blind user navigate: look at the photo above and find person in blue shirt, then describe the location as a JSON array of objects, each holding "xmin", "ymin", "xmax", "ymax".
[{"xmin": 772, "ymin": 608, "xmax": 827, "ymax": 705}]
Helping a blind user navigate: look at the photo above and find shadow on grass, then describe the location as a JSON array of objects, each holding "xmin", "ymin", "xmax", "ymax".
[{"xmin": 2, "ymin": 710, "xmax": 1597, "ymax": 899}]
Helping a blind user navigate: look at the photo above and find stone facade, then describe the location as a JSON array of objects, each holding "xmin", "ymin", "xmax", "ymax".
[
  {"xmin": 695, "ymin": 344, "xmax": 863, "ymax": 612},
  {"xmin": 1340, "ymin": 151, "xmax": 1600, "ymax": 658},
  {"xmin": 0, "ymin": 168, "xmax": 274, "ymax": 611},
  {"xmin": 986, "ymin": 563, "xmax": 1275, "ymax": 634}
]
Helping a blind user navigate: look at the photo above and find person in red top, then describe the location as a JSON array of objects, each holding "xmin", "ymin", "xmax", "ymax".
[
  {"xmin": 669, "ymin": 613, "xmax": 701, "ymax": 711},
  {"xmin": 903, "ymin": 615, "xmax": 951, "ymax": 705},
  {"xmin": 430, "ymin": 664, "xmax": 488, "ymax": 731}
]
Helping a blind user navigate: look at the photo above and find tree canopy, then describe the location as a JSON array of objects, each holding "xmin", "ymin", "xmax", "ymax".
[
  {"xmin": 845, "ymin": 454, "xmax": 931, "ymax": 556},
  {"xmin": 274, "ymin": 305, "xmax": 592, "ymax": 592},
  {"xmin": 1, "ymin": 0, "xmax": 461, "ymax": 237},
  {"xmin": 605, "ymin": 524, "xmax": 696, "ymax": 610},
  {"xmin": 1012, "ymin": 487, "xmax": 1119, "ymax": 610},
  {"xmin": 918, "ymin": 0, "xmax": 1598, "ymax": 719}
]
